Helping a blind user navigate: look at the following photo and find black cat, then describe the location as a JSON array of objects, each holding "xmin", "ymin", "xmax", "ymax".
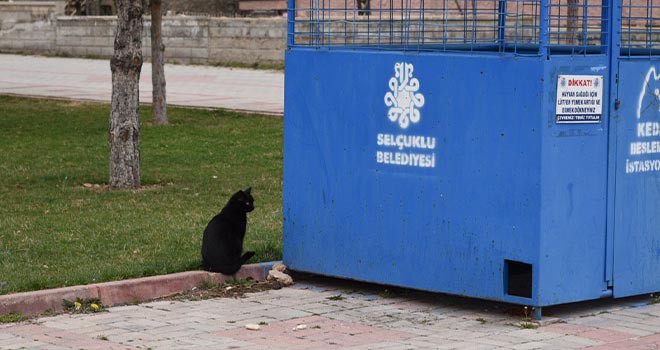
[{"xmin": 201, "ymin": 187, "xmax": 256, "ymax": 274}]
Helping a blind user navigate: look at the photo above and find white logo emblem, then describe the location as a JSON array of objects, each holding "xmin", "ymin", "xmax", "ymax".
[
  {"xmin": 384, "ymin": 62, "xmax": 425, "ymax": 129},
  {"xmin": 637, "ymin": 66, "xmax": 660, "ymax": 119}
]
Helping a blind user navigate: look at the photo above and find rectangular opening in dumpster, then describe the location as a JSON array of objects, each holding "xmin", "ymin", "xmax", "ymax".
[{"xmin": 505, "ymin": 260, "xmax": 532, "ymax": 298}]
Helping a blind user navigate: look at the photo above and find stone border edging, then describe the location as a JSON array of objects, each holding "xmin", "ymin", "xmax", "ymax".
[{"xmin": 0, "ymin": 261, "xmax": 279, "ymax": 316}]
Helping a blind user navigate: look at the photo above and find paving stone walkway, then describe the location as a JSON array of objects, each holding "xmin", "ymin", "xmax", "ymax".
[
  {"xmin": 0, "ymin": 54, "xmax": 283, "ymax": 115},
  {"xmin": 1, "ymin": 277, "xmax": 659, "ymax": 349}
]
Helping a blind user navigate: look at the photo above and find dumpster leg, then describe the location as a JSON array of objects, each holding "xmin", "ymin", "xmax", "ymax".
[{"xmin": 532, "ymin": 307, "xmax": 542, "ymax": 320}]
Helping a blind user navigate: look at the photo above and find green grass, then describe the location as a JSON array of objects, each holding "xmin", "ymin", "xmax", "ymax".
[
  {"xmin": 0, "ymin": 312, "xmax": 29, "ymax": 323},
  {"xmin": 0, "ymin": 95, "xmax": 283, "ymax": 295},
  {"xmin": 519, "ymin": 322, "xmax": 539, "ymax": 329}
]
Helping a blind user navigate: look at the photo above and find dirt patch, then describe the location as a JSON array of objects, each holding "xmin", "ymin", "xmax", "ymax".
[
  {"xmin": 76, "ymin": 182, "xmax": 174, "ymax": 191},
  {"xmin": 0, "ymin": 279, "xmax": 286, "ymax": 323},
  {"xmin": 162, "ymin": 279, "xmax": 284, "ymax": 302}
]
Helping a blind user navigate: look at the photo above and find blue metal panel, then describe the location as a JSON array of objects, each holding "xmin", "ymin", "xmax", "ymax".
[
  {"xmin": 612, "ymin": 61, "xmax": 660, "ymax": 297},
  {"xmin": 284, "ymin": 49, "xmax": 547, "ymax": 305},
  {"xmin": 537, "ymin": 56, "xmax": 611, "ymax": 306}
]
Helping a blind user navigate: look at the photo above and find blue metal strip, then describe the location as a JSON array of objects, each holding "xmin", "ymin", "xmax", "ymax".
[
  {"xmin": 497, "ymin": 0, "xmax": 506, "ymax": 52},
  {"xmin": 287, "ymin": 0, "xmax": 295, "ymax": 47},
  {"xmin": 604, "ymin": 0, "xmax": 622, "ymax": 288},
  {"xmin": 539, "ymin": 0, "xmax": 549, "ymax": 57}
]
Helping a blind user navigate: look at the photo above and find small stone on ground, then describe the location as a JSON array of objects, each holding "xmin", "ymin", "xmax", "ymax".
[{"xmin": 268, "ymin": 269, "xmax": 294, "ymax": 286}]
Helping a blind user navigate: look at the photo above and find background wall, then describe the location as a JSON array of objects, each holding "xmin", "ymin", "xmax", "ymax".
[
  {"xmin": 0, "ymin": 2, "xmax": 286, "ymax": 66},
  {"xmin": 2, "ymin": 1, "xmax": 656, "ymax": 67}
]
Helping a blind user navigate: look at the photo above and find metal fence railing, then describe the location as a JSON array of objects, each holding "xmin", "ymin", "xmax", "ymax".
[
  {"xmin": 547, "ymin": 0, "xmax": 607, "ymax": 54},
  {"xmin": 288, "ymin": 0, "xmax": 616, "ymax": 54},
  {"xmin": 620, "ymin": 0, "xmax": 659, "ymax": 56}
]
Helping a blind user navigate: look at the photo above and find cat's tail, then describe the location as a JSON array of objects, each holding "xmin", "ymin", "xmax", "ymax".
[
  {"xmin": 204, "ymin": 251, "xmax": 255, "ymax": 275},
  {"xmin": 240, "ymin": 251, "xmax": 255, "ymax": 265}
]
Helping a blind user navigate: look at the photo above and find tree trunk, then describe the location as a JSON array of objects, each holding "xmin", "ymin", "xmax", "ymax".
[
  {"xmin": 150, "ymin": 0, "xmax": 168, "ymax": 125},
  {"xmin": 566, "ymin": 0, "xmax": 580, "ymax": 45},
  {"xmin": 109, "ymin": 0, "xmax": 143, "ymax": 189}
]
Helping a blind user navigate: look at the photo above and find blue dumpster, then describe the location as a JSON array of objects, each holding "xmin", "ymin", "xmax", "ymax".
[{"xmin": 283, "ymin": 0, "xmax": 659, "ymax": 317}]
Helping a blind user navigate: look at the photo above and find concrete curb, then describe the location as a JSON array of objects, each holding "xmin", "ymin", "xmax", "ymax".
[{"xmin": 0, "ymin": 261, "xmax": 279, "ymax": 316}]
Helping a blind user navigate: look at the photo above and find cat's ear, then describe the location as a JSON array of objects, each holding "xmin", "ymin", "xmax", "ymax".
[{"xmin": 244, "ymin": 187, "xmax": 252, "ymax": 195}]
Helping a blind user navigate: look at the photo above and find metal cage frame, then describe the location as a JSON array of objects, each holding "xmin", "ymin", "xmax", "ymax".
[{"xmin": 287, "ymin": 0, "xmax": 659, "ymax": 56}]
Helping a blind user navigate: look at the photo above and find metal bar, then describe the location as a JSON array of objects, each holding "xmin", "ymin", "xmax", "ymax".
[
  {"xmin": 344, "ymin": 0, "xmax": 347, "ymax": 46},
  {"xmin": 604, "ymin": 0, "xmax": 621, "ymax": 289},
  {"xmin": 288, "ymin": 0, "xmax": 295, "ymax": 46},
  {"xmin": 471, "ymin": 0, "xmax": 478, "ymax": 49},
  {"xmin": 628, "ymin": 0, "xmax": 632, "ymax": 56},
  {"xmin": 540, "ymin": 0, "xmax": 549, "ymax": 56},
  {"xmin": 582, "ymin": 0, "xmax": 589, "ymax": 50},
  {"xmin": 600, "ymin": 0, "xmax": 609, "ymax": 53}
]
